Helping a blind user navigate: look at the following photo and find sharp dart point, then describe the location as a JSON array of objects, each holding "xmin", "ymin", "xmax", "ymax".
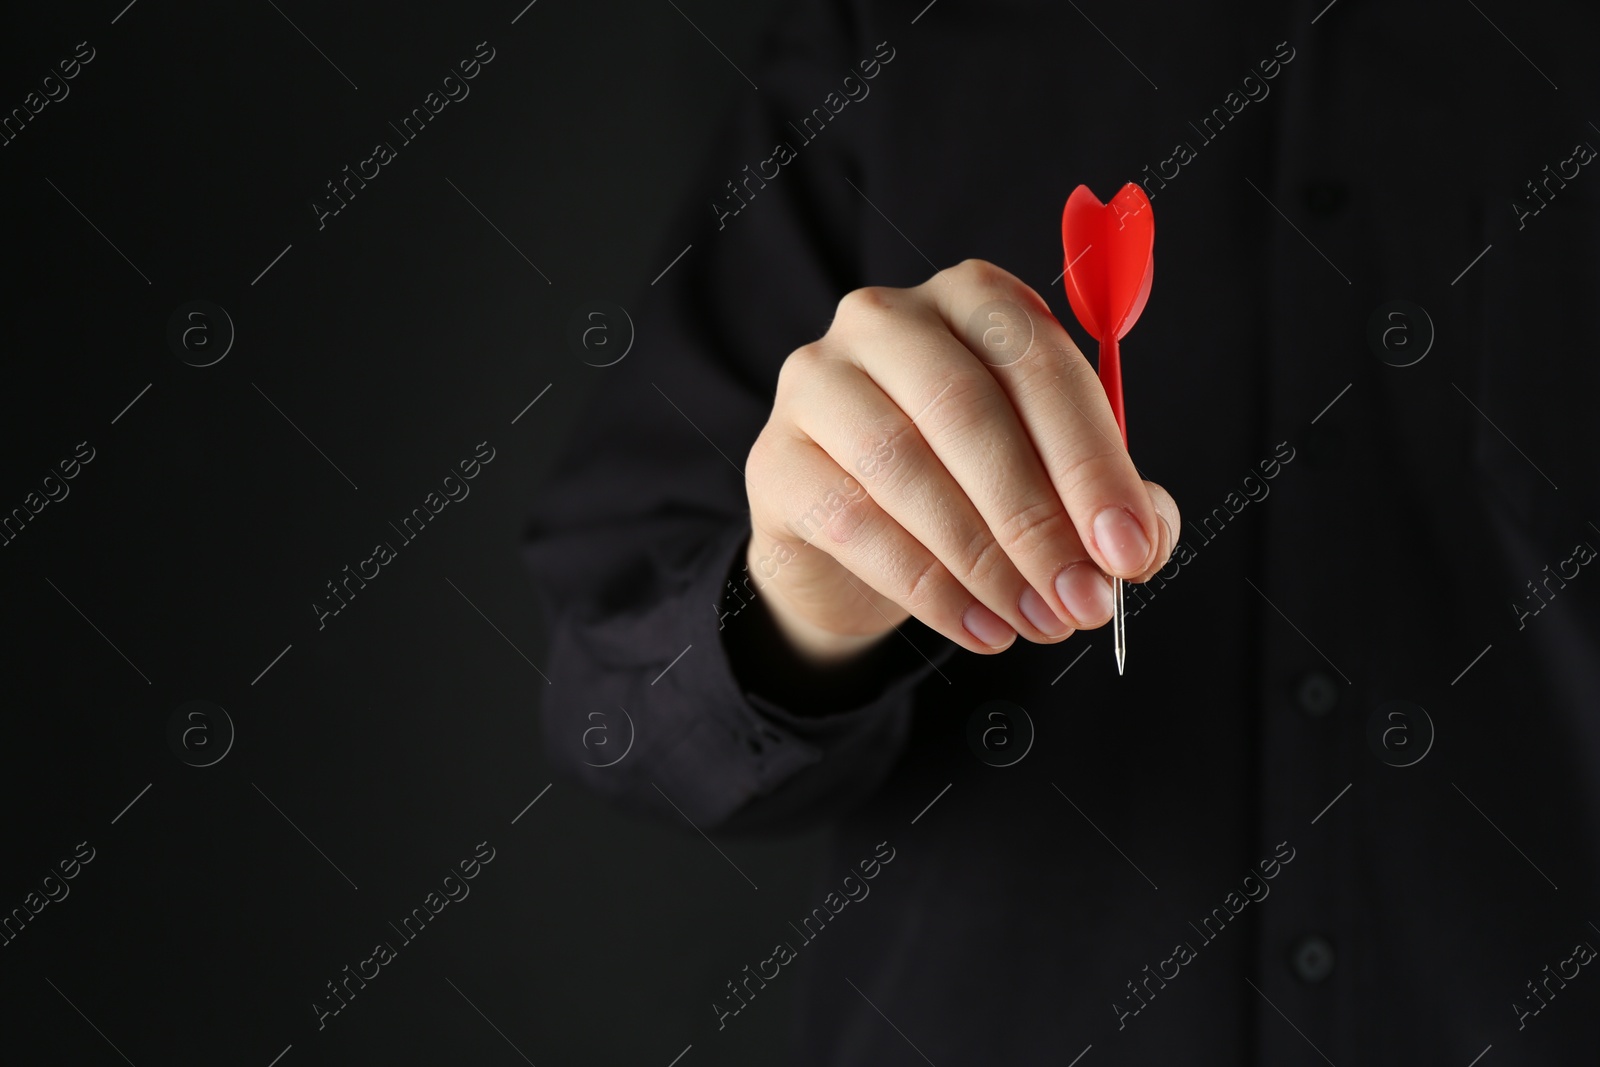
[{"xmin": 1113, "ymin": 577, "xmax": 1127, "ymax": 675}]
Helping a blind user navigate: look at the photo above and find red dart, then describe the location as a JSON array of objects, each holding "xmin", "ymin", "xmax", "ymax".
[{"xmin": 1061, "ymin": 182, "xmax": 1155, "ymax": 674}]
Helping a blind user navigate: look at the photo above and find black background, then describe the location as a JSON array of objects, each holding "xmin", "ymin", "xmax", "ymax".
[{"xmin": 0, "ymin": 1, "xmax": 808, "ymax": 1064}]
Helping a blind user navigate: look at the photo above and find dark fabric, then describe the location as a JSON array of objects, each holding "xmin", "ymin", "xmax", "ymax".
[{"xmin": 524, "ymin": 0, "xmax": 1600, "ymax": 1062}]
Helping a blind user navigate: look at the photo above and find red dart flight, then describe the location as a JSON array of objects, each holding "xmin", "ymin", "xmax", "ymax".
[{"xmin": 1060, "ymin": 182, "xmax": 1155, "ymax": 447}]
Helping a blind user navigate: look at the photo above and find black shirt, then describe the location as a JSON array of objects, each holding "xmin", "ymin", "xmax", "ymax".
[{"xmin": 524, "ymin": 1, "xmax": 1600, "ymax": 1062}]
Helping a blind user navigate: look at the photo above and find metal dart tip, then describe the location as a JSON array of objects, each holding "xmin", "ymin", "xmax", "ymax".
[{"xmin": 1112, "ymin": 577, "xmax": 1126, "ymax": 675}]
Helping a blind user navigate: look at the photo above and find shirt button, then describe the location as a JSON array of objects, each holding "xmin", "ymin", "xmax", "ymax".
[
  {"xmin": 1294, "ymin": 671, "xmax": 1339, "ymax": 716},
  {"xmin": 1303, "ymin": 180, "xmax": 1348, "ymax": 217},
  {"xmin": 1291, "ymin": 934, "xmax": 1336, "ymax": 982}
]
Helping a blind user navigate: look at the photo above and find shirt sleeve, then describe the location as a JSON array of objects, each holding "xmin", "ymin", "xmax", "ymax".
[{"xmin": 520, "ymin": 0, "xmax": 956, "ymax": 835}]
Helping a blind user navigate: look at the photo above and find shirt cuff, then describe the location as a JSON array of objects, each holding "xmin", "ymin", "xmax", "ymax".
[{"xmin": 593, "ymin": 519, "xmax": 958, "ymax": 830}]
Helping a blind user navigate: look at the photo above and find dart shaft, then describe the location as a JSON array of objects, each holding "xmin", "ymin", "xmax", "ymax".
[{"xmin": 1100, "ymin": 334, "xmax": 1126, "ymax": 448}]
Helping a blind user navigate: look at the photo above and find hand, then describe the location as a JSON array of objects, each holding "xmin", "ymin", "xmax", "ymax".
[{"xmin": 742, "ymin": 258, "xmax": 1181, "ymax": 664}]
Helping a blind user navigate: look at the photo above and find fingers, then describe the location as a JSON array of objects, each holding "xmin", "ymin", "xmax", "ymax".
[
  {"xmin": 820, "ymin": 273, "xmax": 1143, "ymax": 633},
  {"xmin": 750, "ymin": 430, "xmax": 1043, "ymax": 655},
  {"xmin": 780, "ymin": 351, "xmax": 1079, "ymax": 643},
  {"xmin": 917, "ymin": 259, "xmax": 1164, "ymax": 583}
]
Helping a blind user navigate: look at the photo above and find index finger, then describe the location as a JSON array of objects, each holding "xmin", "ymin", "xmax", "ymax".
[{"xmin": 918, "ymin": 259, "xmax": 1162, "ymax": 580}]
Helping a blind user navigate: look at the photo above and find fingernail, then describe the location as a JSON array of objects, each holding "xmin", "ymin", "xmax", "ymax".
[
  {"xmin": 962, "ymin": 602, "xmax": 1016, "ymax": 649},
  {"xmin": 1093, "ymin": 506, "xmax": 1152, "ymax": 574},
  {"xmin": 1019, "ymin": 586, "xmax": 1070, "ymax": 637},
  {"xmin": 1055, "ymin": 562, "xmax": 1114, "ymax": 627}
]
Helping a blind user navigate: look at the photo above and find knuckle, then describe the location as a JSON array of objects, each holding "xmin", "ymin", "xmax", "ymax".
[
  {"xmin": 847, "ymin": 424, "xmax": 893, "ymax": 474},
  {"xmin": 1015, "ymin": 338, "xmax": 1091, "ymax": 392},
  {"xmin": 944, "ymin": 257, "xmax": 1012, "ymax": 291},
  {"xmin": 818, "ymin": 490, "xmax": 876, "ymax": 546},
  {"xmin": 833, "ymin": 285, "xmax": 898, "ymax": 329},
  {"xmin": 919, "ymin": 369, "xmax": 996, "ymax": 434},
  {"xmin": 777, "ymin": 343, "xmax": 857, "ymax": 417},
  {"xmin": 850, "ymin": 421, "xmax": 917, "ymax": 492},
  {"xmin": 952, "ymin": 524, "xmax": 1010, "ymax": 589},
  {"xmin": 994, "ymin": 498, "xmax": 1072, "ymax": 556},
  {"xmin": 1041, "ymin": 348, "xmax": 1101, "ymax": 397},
  {"xmin": 899, "ymin": 554, "xmax": 947, "ymax": 614},
  {"xmin": 1049, "ymin": 444, "xmax": 1128, "ymax": 500},
  {"xmin": 743, "ymin": 430, "xmax": 773, "ymax": 485},
  {"xmin": 777, "ymin": 341, "xmax": 825, "ymax": 395}
]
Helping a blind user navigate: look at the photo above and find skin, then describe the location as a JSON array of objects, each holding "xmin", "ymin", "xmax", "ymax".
[{"xmin": 742, "ymin": 258, "xmax": 1182, "ymax": 665}]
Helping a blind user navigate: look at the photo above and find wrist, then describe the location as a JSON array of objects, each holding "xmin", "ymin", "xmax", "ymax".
[{"xmin": 743, "ymin": 537, "xmax": 884, "ymax": 667}]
